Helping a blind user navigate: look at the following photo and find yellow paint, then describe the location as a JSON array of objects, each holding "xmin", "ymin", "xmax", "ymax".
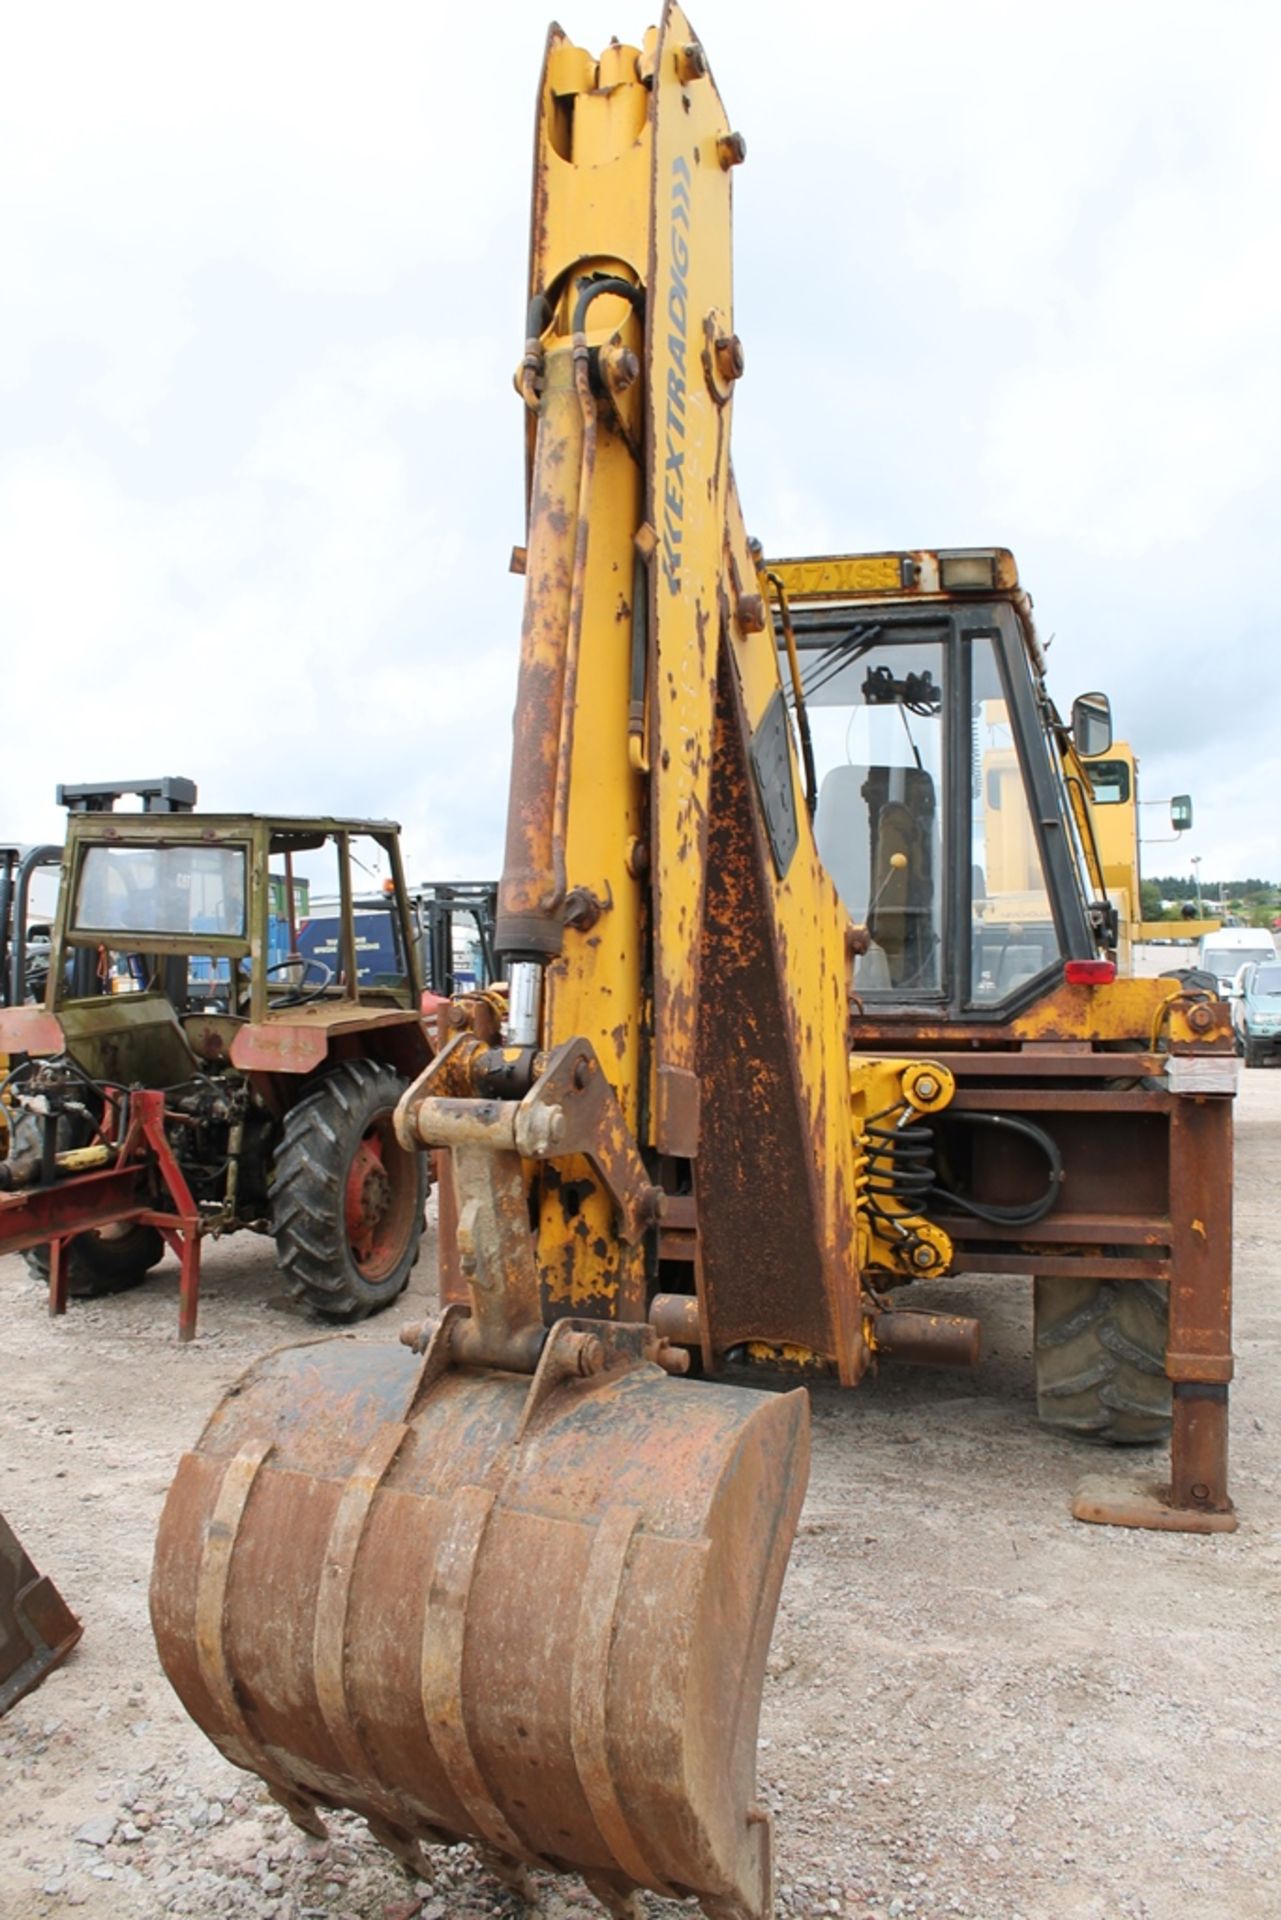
[
  {"xmin": 901, "ymin": 1060, "xmax": 955, "ymax": 1115},
  {"xmin": 770, "ymin": 554, "xmax": 906, "ymax": 597},
  {"xmin": 645, "ymin": 8, "xmax": 737, "ymax": 1144},
  {"xmin": 1085, "ymin": 741, "xmax": 1140, "ymax": 894},
  {"xmin": 744, "ymin": 1341, "xmax": 830, "ymax": 1373},
  {"xmin": 1135, "ymin": 919, "xmax": 1220, "ymax": 942},
  {"xmin": 535, "ymin": 32, "xmax": 653, "ymax": 304},
  {"xmin": 848, "ymin": 1057, "xmax": 955, "ymax": 1279},
  {"xmin": 523, "ymin": 27, "xmax": 654, "ymax": 1314},
  {"xmin": 1010, "ymin": 973, "xmax": 1173, "ymax": 1043}
]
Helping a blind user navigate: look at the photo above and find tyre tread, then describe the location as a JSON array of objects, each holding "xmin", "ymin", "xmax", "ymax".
[
  {"xmin": 1034, "ymin": 1275, "xmax": 1171, "ymax": 1446},
  {"xmin": 271, "ymin": 1059, "xmax": 424, "ymax": 1321}
]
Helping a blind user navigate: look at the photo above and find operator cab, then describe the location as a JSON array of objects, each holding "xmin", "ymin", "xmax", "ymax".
[
  {"xmin": 772, "ymin": 549, "xmax": 1100, "ymax": 1016},
  {"xmin": 52, "ymin": 815, "xmax": 421, "ymax": 1023}
]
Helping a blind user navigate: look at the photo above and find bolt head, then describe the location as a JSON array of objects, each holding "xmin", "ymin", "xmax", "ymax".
[
  {"xmin": 913, "ymin": 1244, "xmax": 936, "ymax": 1270},
  {"xmin": 576, "ymin": 1334, "xmax": 606, "ymax": 1377},
  {"xmin": 736, "ymin": 593, "xmax": 767, "ymax": 634},
  {"xmin": 604, "ymin": 345, "xmax": 640, "ymax": 393},
  {"xmin": 715, "ymin": 334, "xmax": 746, "ymax": 381}
]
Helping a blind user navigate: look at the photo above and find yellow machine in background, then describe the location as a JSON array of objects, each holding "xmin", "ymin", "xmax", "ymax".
[
  {"xmin": 892, "ymin": 688, "xmax": 1210, "ymax": 978},
  {"xmin": 151, "ymin": 15, "xmax": 1239, "ymax": 1918},
  {"xmin": 1079, "ymin": 740, "xmax": 1216, "ymax": 961},
  {"xmin": 970, "ymin": 715, "xmax": 1061, "ymax": 993}
]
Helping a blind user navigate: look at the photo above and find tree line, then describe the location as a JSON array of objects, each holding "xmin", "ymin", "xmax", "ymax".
[{"xmin": 1142, "ymin": 876, "xmax": 1280, "ymax": 925}]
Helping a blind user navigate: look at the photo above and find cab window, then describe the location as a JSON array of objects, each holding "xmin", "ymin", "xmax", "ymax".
[
  {"xmin": 1085, "ymin": 759, "xmax": 1131, "ymax": 806},
  {"xmin": 969, "ymin": 635, "xmax": 1063, "ymax": 1004},
  {"xmin": 807, "ymin": 633, "xmax": 947, "ymax": 996}
]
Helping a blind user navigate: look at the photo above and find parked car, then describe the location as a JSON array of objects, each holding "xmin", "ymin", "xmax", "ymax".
[
  {"xmin": 1231, "ymin": 958, "xmax": 1281, "ymax": 1066},
  {"xmin": 1198, "ymin": 927, "xmax": 1277, "ymax": 995}
]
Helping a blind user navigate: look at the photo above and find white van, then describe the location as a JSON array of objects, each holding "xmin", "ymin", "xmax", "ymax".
[{"xmin": 1198, "ymin": 927, "xmax": 1277, "ymax": 995}]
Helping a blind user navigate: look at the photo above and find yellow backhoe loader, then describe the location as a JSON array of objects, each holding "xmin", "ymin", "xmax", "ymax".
[{"xmin": 151, "ymin": 13, "xmax": 1237, "ymax": 1917}]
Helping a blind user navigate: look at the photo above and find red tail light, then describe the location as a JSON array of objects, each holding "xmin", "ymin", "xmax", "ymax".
[{"xmin": 1064, "ymin": 959, "xmax": 1116, "ymax": 986}]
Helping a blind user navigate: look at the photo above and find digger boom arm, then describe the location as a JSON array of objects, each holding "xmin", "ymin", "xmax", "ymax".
[{"xmin": 492, "ymin": 6, "xmax": 869, "ymax": 1375}]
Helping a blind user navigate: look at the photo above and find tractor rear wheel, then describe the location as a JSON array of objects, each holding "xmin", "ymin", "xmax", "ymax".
[
  {"xmin": 272, "ymin": 1059, "xmax": 426, "ymax": 1321},
  {"xmin": 1033, "ymin": 1275, "xmax": 1172, "ymax": 1445},
  {"xmin": 25, "ymin": 1225, "xmax": 166, "ymax": 1298}
]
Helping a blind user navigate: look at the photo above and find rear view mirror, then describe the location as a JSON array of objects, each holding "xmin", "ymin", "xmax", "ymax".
[
  {"xmin": 1072, "ymin": 691, "xmax": 1113, "ymax": 758},
  {"xmin": 1171, "ymin": 795, "xmax": 1193, "ymax": 832}
]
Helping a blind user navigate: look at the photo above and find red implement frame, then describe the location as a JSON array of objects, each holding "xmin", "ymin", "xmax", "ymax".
[{"xmin": 0, "ymin": 1090, "xmax": 204, "ymax": 1342}]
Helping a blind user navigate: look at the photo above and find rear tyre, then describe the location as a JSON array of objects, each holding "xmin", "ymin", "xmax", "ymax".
[
  {"xmin": 1033, "ymin": 1275, "xmax": 1171, "ymax": 1445},
  {"xmin": 1159, "ymin": 966, "xmax": 1217, "ymax": 996},
  {"xmin": 272, "ymin": 1059, "xmax": 426, "ymax": 1321},
  {"xmin": 24, "ymin": 1225, "xmax": 166, "ymax": 1298}
]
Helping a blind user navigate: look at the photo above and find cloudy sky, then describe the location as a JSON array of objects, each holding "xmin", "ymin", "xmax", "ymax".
[{"xmin": 3, "ymin": 0, "xmax": 1277, "ymax": 888}]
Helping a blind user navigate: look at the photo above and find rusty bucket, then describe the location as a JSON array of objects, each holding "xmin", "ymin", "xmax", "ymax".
[
  {"xmin": 0, "ymin": 1510, "xmax": 83, "ymax": 1716},
  {"xmin": 151, "ymin": 1334, "xmax": 809, "ymax": 1917}
]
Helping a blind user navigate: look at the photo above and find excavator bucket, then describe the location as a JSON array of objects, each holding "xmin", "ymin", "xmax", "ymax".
[
  {"xmin": 151, "ymin": 1336, "xmax": 809, "ymax": 1917},
  {"xmin": 0, "ymin": 1510, "xmax": 82, "ymax": 1715}
]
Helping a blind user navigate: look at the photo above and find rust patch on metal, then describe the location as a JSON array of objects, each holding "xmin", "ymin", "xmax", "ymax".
[
  {"xmin": 1072, "ymin": 1473, "xmax": 1237, "ymax": 1534},
  {"xmin": 1, "ymin": 1511, "xmax": 83, "ymax": 1716},
  {"xmin": 151, "ymin": 1336, "xmax": 810, "ymax": 1912},
  {"xmin": 695, "ymin": 647, "xmax": 847, "ymax": 1363}
]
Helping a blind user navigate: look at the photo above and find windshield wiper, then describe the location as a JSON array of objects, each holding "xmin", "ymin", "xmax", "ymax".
[{"xmin": 795, "ymin": 623, "xmax": 884, "ymax": 704}]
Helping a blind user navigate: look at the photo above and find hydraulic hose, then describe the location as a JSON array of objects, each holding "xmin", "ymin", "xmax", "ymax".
[
  {"xmin": 571, "ymin": 275, "xmax": 646, "ymax": 332},
  {"xmin": 930, "ymin": 1110, "xmax": 1064, "ymax": 1227},
  {"xmin": 863, "ymin": 1108, "xmax": 1063, "ymax": 1232}
]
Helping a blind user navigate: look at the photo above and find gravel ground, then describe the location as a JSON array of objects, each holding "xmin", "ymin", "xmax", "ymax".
[{"xmin": 1, "ymin": 1070, "xmax": 1277, "ymax": 1920}]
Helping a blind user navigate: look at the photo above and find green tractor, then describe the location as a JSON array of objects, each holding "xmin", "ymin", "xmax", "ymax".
[{"xmin": 0, "ymin": 784, "xmax": 437, "ymax": 1335}]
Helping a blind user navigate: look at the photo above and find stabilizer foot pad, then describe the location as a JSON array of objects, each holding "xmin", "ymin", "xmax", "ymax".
[{"xmin": 1072, "ymin": 1473, "xmax": 1238, "ymax": 1535}]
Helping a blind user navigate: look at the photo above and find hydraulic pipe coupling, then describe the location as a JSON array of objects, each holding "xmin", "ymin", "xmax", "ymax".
[{"xmin": 406, "ymin": 1094, "xmax": 564, "ymax": 1160}]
